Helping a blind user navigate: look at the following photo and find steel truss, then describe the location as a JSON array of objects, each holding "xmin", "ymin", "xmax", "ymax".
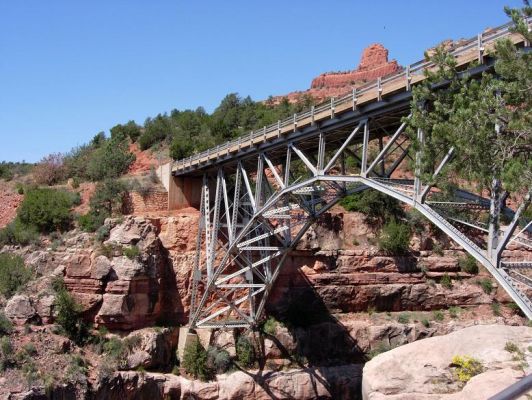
[{"xmin": 187, "ymin": 116, "xmax": 532, "ymax": 329}]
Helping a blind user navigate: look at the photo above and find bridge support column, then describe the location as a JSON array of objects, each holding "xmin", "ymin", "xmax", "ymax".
[
  {"xmin": 168, "ymin": 176, "xmax": 202, "ymax": 210},
  {"xmin": 176, "ymin": 327, "xmax": 213, "ymax": 361}
]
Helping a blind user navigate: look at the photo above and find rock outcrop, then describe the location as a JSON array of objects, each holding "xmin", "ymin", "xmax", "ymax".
[
  {"xmin": 270, "ymin": 43, "xmax": 401, "ymax": 103},
  {"xmin": 362, "ymin": 324, "xmax": 532, "ymax": 399},
  {"xmin": 95, "ymin": 364, "xmax": 363, "ymax": 400}
]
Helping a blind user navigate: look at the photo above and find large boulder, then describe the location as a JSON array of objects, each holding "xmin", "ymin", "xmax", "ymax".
[
  {"xmin": 126, "ymin": 327, "xmax": 178, "ymax": 370},
  {"xmin": 4, "ymin": 295, "xmax": 36, "ymax": 324},
  {"xmin": 362, "ymin": 324, "xmax": 532, "ymax": 399}
]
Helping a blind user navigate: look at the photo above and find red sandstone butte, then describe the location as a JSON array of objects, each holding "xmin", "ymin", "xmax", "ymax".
[{"xmin": 270, "ymin": 43, "xmax": 401, "ymax": 103}]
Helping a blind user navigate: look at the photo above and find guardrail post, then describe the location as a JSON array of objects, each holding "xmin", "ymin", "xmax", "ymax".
[
  {"xmin": 250, "ymin": 130, "xmax": 254, "ymax": 146},
  {"xmin": 293, "ymin": 113, "xmax": 297, "ymax": 132},
  {"xmin": 263, "ymin": 126, "xmax": 266, "ymax": 142},
  {"xmin": 477, "ymin": 33, "xmax": 484, "ymax": 64},
  {"xmin": 311, "ymin": 105, "xmax": 315, "ymax": 125},
  {"xmin": 277, "ymin": 120, "xmax": 281, "ymax": 137},
  {"xmin": 377, "ymin": 78, "xmax": 382, "ymax": 101},
  {"xmin": 406, "ymin": 65, "xmax": 411, "ymax": 91},
  {"xmin": 330, "ymin": 97, "xmax": 335, "ymax": 118},
  {"xmin": 352, "ymin": 88, "xmax": 357, "ymax": 110}
]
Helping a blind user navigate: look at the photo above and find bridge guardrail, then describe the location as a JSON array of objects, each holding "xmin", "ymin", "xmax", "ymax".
[{"xmin": 175, "ymin": 18, "xmax": 529, "ymax": 172}]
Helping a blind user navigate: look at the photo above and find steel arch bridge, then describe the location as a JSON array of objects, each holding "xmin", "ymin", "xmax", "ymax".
[{"xmin": 170, "ymin": 19, "xmax": 532, "ymax": 329}]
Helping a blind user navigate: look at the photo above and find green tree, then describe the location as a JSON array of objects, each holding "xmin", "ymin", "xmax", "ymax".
[
  {"xmin": 110, "ymin": 120, "xmax": 142, "ymax": 142},
  {"xmin": 408, "ymin": 6, "xmax": 531, "ymax": 207},
  {"xmin": 87, "ymin": 135, "xmax": 135, "ymax": 181}
]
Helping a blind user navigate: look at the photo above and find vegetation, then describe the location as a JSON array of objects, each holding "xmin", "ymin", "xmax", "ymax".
[
  {"xmin": 451, "ymin": 355, "xmax": 484, "ymax": 383},
  {"xmin": 52, "ymin": 278, "xmax": 88, "ymax": 344},
  {"xmin": 110, "ymin": 121, "xmax": 142, "ymax": 142},
  {"xmin": 367, "ymin": 341, "xmax": 394, "ymax": 360},
  {"xmin": 0, "ymin": 254, "xmax": 32, "ymax": 298},
  {"xmin": 262, "ymin": 316, "xmax": 279, "ymax": 335},
  {"xmin": 123, "ymin": 246, "xmax": 140, "ymax": 260},
  {"xmin": 432, "ymin": 310, "xmax": 445, "ymax": 321},
  {"xmin": 17, "ymin": 188, "xmax": 77, "ymax": 233},
  {"xmin": 458, "ymin": 255, "xmax": 479, "ymax": 275},
  {"xmin": 86, "ymin": 135, "xmax": 135, "ymax": 181},
  {"xmin": 407, "ymin": 5, "xmax": 531, "ymax": 238},
  {"xmin": 397, "ymin": 312, "xmax": 410, "ymax": 324},
  {"xmin": 0, "ymin": 162, "xmax": 33, "ymax": 181},
  {"xmin": 476, "ymin": 278, "xmax": 494, "ymax": 295},
  {"xmin": 440, "ymin": 273, "xmax": 453, "ymax": 289},
  {"xmin": 378, "ymin": 220, "xmax": 411, "ymax": 255},
  {"xmin": 236, "ymin": 336, "xmax": 256, "ymax": 368},
  {"xmin": 448, "ymin": 306, "xmax": 463, "ymax": 319},
  {"xmin": 33, "ymin": 153, "xmax": 65, "ymax": 186},
  {"xmin": 206, "ymin": 346, "xmax": 231, "ymax": 374},
  {"xmin": 78, "ymin": 179, "xmax": 128, "ymax": 232},
  {"xmin": 182, "ymin": 337, "xmax": 211, "ymax": 381},
  {"xmin": 0, "ymin": 313, "xmax": 13, "ymax": 336},
  {"xmin": 0, "ymin": 219, "xmax": 39, "ymax": 248},
  {"xmin": 340, "ymin": 190, "xmax": 404, "ymax": 225}
]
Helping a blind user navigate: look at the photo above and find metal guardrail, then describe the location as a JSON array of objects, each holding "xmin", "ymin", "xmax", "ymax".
[
  {"xmin": 174, "ymin": 18, "xmax": 527, "ymax": 172},
  {"xmin": 488, "ymin": 373, "xmax": 532, "ymax": 400}
]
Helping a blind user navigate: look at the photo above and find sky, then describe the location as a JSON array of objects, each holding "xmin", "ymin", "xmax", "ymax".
[{"xmin": 0, "ymin": 0, "xmax": 523, "ymax": 162}]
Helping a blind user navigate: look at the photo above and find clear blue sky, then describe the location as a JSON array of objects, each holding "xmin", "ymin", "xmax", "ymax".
[{"xmin": 0, "ymin": 0, "xmax": 522, "ymax": 162}]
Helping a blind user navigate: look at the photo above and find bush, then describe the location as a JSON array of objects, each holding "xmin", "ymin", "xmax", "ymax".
[
  {"xmin": 458, "ymin": 255, "xmax": 479, "ymax": 274},
  {"xmin": 17, "ymin": 188, "xmax": 75, "ymax": 233},
  {"xmin": 262, "ymin": 316, "xmax": 278, "ymax": 335},
  {"xmin": 378, "ymin": 220, "xmax": 411, "ymax": 255},
  {"xmin": 440, "ymin": 273, "xmax": 453, "ymax": 289},
  {"xmin": 451, "ymin": 355, "xmax": 483, "ymax": 383},
  {"xmin": 367, "ymin": 341, "xmax": 394, "ymax": 359},
  {"xmin": 432, "ymin": 310, "xmax": 445, "ymax": 321},
  {"xmin": 491, "ymin": 302, "xmax": 501, "ymax": 316},
  {"xmin": 0, "ymin": 313, "xmax": 13, "ymax": 336},
  {"xmin": 33, "ymin": 153, "xmax": 65, "ymax": 186},
  {"xmin": 207, "ymin": 346, "xmax": 231, "ymax": 374},
  {"xmin": 0, "ymin": 254, "xmax": 32, "ymax": 298},
  {"xmin": 53, "ymin": 279, "xmax": 88, "ymax": 344},
  {"xmin": 448, "ymin": 306, "xmax": 463, "ymax": 318},
  {"xmin": 79, "ymin": 179, "xmax": 128, "ymax": 232},
  {"xmin": 421, "ymin": 318, "xmax": 430, "ymax": 328},
  {"xmin": 182, "ymin": 337, "xmax": 211, "ymax": 381},
  {"xmin": 123, "ymin": 246, "xmax": 140, "ymax": 260},
  {"xmin": 0, "ymin": 218, "xmax": 39, "ymax": 246},
  {"xmin": 236, "ymin": 336, "xmax": 255, "ymax": 368},
  {"xmin": 476, "ymin": 278, "xmax": 493, "ymax": 294},
  {"xmin": 397, "ymin": 312, "xmax": 410, "ymax": 324},
  {"xmin": 340, "ymin": 190, "xmax": 404, "ymax": 225}
]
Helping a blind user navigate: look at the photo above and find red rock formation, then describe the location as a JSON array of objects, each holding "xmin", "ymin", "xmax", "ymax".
[
  {"xmin": 0, "ymin": 183, "xmax": 23, "ymax": 228},
  {"xmin": 271, "ymin": 43, "xmax": 401, "ymax": 104}
]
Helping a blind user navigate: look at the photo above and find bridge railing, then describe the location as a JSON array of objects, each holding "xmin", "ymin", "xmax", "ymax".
[{"xmin": 175, "ymin": 18, "xmax": 526, "ymax": 172}]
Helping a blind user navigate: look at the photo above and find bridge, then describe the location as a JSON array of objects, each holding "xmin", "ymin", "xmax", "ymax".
[{"xmin": 164, "ymin": 19, "xmax": 532, "ymax": 329}]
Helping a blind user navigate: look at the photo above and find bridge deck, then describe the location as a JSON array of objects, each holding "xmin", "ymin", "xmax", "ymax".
[{"xmin": 173, "ymin": 21, "xmax": 525, "ymax": 176}]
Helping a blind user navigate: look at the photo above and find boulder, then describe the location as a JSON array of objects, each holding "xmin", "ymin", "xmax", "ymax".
[
  {"xmin": 4, "ymin": 295, "xmax": 36, "ymax": 324},
  {"xmin": 362, "ymin": 324, "xmax": 532, "ymax": 399},
  {"xmin": 125, "ymin": 327, "xmax": 178, "ymax": 370}
]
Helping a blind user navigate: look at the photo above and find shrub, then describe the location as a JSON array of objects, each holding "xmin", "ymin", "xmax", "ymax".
[
  {"xmin": 476, "ymin": 278, "xmax": 493, "ymax": 295},
  {"xmin": 432, "ymin": 242, "xmax": 444, "ymax": 256},
  {"xmin": 207, "ymin": 346, "xmax": 231, "ymax": 374},
  {"xmin": 421, "ymin": 318, "xmax": 430, "ymax": 328},
  {"xmin": 340, "ymin": 190, "xmax": 404, "ymax": 225},
  {"xmin": 262, "ymin": 316, "xmax": 278, "ymax": 335},
  {"xmin": 432, "ymin": 310, "xmax": 445, "ymax": 321},
  {"xmin": 378, "ymin": 220, "xmax": 411, "ymax": 255},
  {"xmin": 182, "ymin": 337, "xmax": 211, "ymax": 381},
  {"xmin": 0, "ymin": 253, "xmax": 32, "ymax": 298},
  {"xmin": 451, "ymin": 355, "xmax": 483, "ymax": 383},
  {"xmin": 123, "ymin": 246, "xmax": 140, "ymax": 260},
  {"xmin": 491, "ymin": 302, "xmax": 501, "ymax": 316},
  {"xmin": 103, "ymin": 337, "xmax": 128, "ymax": 368},
  {"xmin": 440, "ymin": 273, "xmax": 453, "ymax": 289},
  {"xmin": 0, "ymin": 218, "xmax": 39, "ymax": 246},
  {"xmin": 448, "ymin": 306, "xmax": 463, "ymax": 318},
  {"xmin": 236, "ymin": 336, "xmax": 255, "ymax": 368},
  {"xmin": 458, "ymin": 255, "xmax": 479, "ymax": 274},
  {"xmin": 367, "ymin": 341, "xmax": 393, "ymax": 359},
  {"xmin": 22, "ymin": 343, "xmax": 37, "ymax": 356},
  {"xmin": 397, "ymin": 312, "xmax": 410, "ymax": 324},
  {"xmin": 53, "ymin": 279, "xmax": 88, "ymax": 344},
  {"xmin": 33, "ymin": 153, "xmax": 65, "ymax": 186},
  {"xmin": 17, "ymin": 188, "xmax": 75, "ymax": 233},
  {"xmin": 504, "ymin": 341, "xmax": 520, "ymax": 354}
]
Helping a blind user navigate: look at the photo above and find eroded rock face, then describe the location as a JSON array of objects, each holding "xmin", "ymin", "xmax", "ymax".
[
  {"xmin": 4, "ymin": 295, "xmax": 36, "ymax": 324},
  {"xmin": 362, "ymin": 324, "xmax": 532, "ymax": 399},
  {"xmin": 126, "ymin": 327, "xmax": 179, "ymax": 370}
]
